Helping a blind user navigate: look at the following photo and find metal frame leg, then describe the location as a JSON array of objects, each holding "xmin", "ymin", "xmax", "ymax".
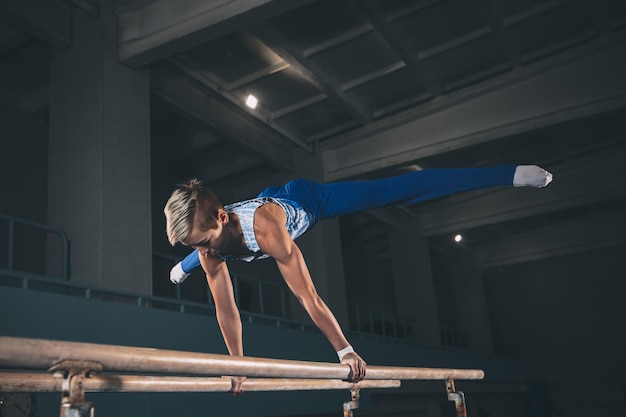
[
  {"xmin": 49, "ymin": 360, "xmax": 103, "ymax": 417},
  {"xmin": 343, "ymin": 387, "xmax": 360, "ymax": 417},
  {"xmin": 446, "ymin": 378, "xmax": 468, "ymax": 417}
]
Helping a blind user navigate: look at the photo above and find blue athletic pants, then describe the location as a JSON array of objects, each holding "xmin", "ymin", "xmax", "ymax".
[{"xmin": 180, "ymin": 165, "xmax": 516, "ymax": 272}]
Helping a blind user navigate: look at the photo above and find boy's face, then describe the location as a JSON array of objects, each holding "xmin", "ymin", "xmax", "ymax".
[{"xmin": 184, "ymin": 210, "xmax": 228, "ymax": 257}]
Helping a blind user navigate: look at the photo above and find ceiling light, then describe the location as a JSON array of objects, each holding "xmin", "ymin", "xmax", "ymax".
[
  {"xmin": 454, "ymin": 234, "xmax": 463, "ymax": 243},
  {"xmin": 245, "ymin": 94, "xmax": 258, "ymax": 109}
]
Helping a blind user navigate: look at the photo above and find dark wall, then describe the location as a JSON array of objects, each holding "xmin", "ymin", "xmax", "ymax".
[
  {"xmin": 0, "ymin": 106, "xmax": 48, "ymax": 222},
  {"xmin": 0, "ymin": 285, "xmax": 539, "ymax": 417},
  {"xmin": 0, "ymin": 106, "xmax": 49, "ymax": 275},
  {"xmin": 485, "ymin": 243, "xmax": 626, "ymax": 410}
]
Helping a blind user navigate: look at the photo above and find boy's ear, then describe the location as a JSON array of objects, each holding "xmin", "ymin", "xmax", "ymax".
[{"xmin": 218, "ymin": 209, "xmax": 229, "ymax": 224}]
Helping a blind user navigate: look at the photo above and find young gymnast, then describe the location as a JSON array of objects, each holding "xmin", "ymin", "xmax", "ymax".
[{"xmin": 164, "ymin": 164, "xmax": 552, "ymax": 392}]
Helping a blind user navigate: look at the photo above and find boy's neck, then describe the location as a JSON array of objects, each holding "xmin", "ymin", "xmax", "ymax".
[{"xmin": 223, "ymin": 213, "xmax": 249, "ymax": 254}]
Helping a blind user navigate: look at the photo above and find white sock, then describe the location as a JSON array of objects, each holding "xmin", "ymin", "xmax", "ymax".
[
  {"xmin": 170, "ymin": 261, "xmax": 191, "ymax": 284},
  {"xmin": 513, "ymin": 165, "xmax": 553, "ymax": 188}
]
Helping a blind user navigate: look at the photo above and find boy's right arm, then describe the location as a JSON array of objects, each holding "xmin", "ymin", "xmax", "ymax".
[
  {"xmin": 198, "ymin": 255, "xmax": 246, "ymax": 393},
  {"xmin": 199, "ymin": 255, "xmax": 243, "ymax": 356}
]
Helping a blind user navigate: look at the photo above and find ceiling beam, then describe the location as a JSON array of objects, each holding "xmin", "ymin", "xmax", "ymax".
[
  {"xmin": 271, "ymin": 93, "xmax": 327, "ymax": 120},
  {"xmin": 303, "ymin": 23, "xmax": 373, "ymax": 58},
  {"xmin": 169, "ymin": 56, "xmax": 312, "ymax": 153},
  {"xmin": 151, "ymin": 65, "xmax": 294, "ymax": 172},
  {"xmin": 477, "ymin": 0, "xmax": 521, "ymax": 69},
  {"xmin": 228, "ymin": 61, "xmax": 290, "ymax": 90},
  {"xmin": 322, "ymin": 39, "xmax": 626, "ymax": 180},
  {"xmin": 474, "ymin": 208, "xmax": 626, "ymax": 269},
  {"xmin": 418, "ymin": 27, "xmax": 492, "ymax": 61},
  {"xmin": 117, "ymin": 0, "xmax": 315, "ymax": 68},
  {"xmin": 0, "ymin": 28, "xmax": 32, "ymax": 59},
  {"xmin": 190, "ymin": 152, "xmax": 262, "ymax": 185},
  {"xmin": 502, "ymin": 0, "xmax": 573, "ymax": 28},
  {"xmin": 417, "ymin": 150, "xmax": 626, "ymax": 237},
  {"xmin": 0, "ymin": 0, "xmax": 72, "ymax": 49},
  {"xmin": 250, "ymin": 22, "xmax": 372, "ymax": 126},
  {"xmin": 352, "ymin": 0, "xmax": 443, "ymax": 97}
]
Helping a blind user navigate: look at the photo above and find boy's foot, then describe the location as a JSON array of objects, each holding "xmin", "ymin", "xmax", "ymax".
[{"xmin": 513, "ymin": 165, "xmax": 553, "ymax": 188}]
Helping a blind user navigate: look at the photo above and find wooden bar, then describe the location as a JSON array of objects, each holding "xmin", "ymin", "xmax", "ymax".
[
  {"xmin": 0, "ymin": 373, "xmax": 401, "ymax": 393},
  {"xmin": 0, "ymin": 337, "xmax": 485, "ymax": 381}
]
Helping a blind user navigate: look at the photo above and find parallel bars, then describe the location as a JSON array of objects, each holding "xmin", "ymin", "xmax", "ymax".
[
  {"xmin": 0, "ymin": 373, "xmax": 400, "ymax": 392},
  {"xmin": 0, "ymin": 336, "xmax": 484, "ymax": 381},
  {"xmin": 0, "ymin": 337, "xmax": 481, "ymax": 417}
]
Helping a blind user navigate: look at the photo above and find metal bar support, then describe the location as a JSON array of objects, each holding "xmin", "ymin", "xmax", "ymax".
[
  {"xmin": 49, "ymin": 360, "xmax": 103, "ymax": 417},
  {"xmin": 446, "ymin": 378, "xmax": 468, "ymax": 417},
  {"xmin": 342, "ymin": 387, "xmax": 360, "ymax": 417}
]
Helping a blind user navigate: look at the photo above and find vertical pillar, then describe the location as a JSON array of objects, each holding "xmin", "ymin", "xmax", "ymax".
[
  {"xmin": 1, "ymin": 106, "xmax": 49, "ymax": 275},
  {"xmin": 389, "ymin": 219, "xmax": 441, "ymax": 345},
  {"xmin": 47, "ymin": 3, "xmax": 152, "ymax": 294},
  {"xmin": 451, "ymin": 251, "xmax": 494, "ymax": 353}
]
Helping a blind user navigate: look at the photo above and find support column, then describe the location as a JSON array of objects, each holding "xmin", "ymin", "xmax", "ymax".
[
  {"xmin": 451, "ymin": 251, "xmax": 493, "ymax": 354},
  {"xmin": 47, "ymin": 3, "xmax": 152, "ymax": 294},
  {"xmin": 389, "ymin": 219, "xmax": 441, "ymax": 345}
]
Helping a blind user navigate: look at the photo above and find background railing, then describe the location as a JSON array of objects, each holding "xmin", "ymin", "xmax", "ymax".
[
  {"xmin": 153, "ymin": 252, "xmax": 288, "ymax": 319},
  {"xmin": 0, "ymin": 214, "xmax": 69, "ymax": 278},
  {"xmin": 0, "ymin": 269, "xmax": 313, "ymax": 332},
  {"xmin": 440, "ymin": 325, "xmax": 467, "ymax": 349},
  {"xmin": 1, "ymin": 213, "xmax": 417, "ymax": 343},
  {"xmin": 348, "ymin": 303, "xmax": 412, "ymax": 341}
]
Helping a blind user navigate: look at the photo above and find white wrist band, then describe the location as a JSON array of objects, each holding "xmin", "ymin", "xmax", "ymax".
[{"xmin": 337, "ymin": 345, "xmax": 354, "ymax": 361}]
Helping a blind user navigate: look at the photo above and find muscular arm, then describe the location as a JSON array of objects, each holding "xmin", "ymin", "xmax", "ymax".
[
  {"xmin": 254, "ymin": 204, "xmax": 366, "ymax": 381},
  {"xmin": 198, "ymin": 255, "xmax": 243, "ymax": 357},
  {"xmin": 198, "ymin": 254, "xmax": 246, "ymax": 393}
]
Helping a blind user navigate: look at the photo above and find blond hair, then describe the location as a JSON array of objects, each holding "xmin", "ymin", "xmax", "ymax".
[{"xmin": 164, "ymin": 179, "xmax": 223, "ymax": 245}]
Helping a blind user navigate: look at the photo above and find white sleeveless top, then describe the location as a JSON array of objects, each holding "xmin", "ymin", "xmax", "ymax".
[{"xmin": 217, "ymin": 197, "xmax": 311, "ymax": 262}]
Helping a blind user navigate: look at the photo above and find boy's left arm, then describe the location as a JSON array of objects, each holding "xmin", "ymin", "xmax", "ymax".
[{"xmin": 254, "ymin": 204, "xmax": 366, "ymax": 382}]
